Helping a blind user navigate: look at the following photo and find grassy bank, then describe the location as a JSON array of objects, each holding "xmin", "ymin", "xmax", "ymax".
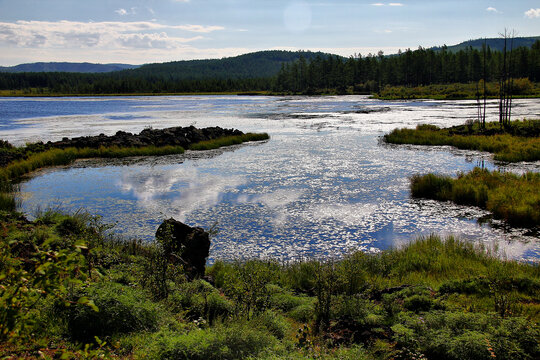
[
  {"xmin": 0, "ymin": 133, "xmax": 268, "ymax": 184},
  {"xmin": 384, "ymin": 119, "xmax": 540, "ymax": 162},
  {"xmin": 0, "ymin": 133, "xmax": 269, "ymax": 213},
  {"xmin": 411, "ymin": 167, "xmax": 540, "ymax": 227},
  {"xmin": 188, "ymin": 133, "xmax": 270, "ymax": 150},
  {"xmin": 1, "ymin": 208, "xmax": 539, "ymax": 359},
  {"xmin": 374, "ymin": 79, "xmax": 540, "ymax": 100}
]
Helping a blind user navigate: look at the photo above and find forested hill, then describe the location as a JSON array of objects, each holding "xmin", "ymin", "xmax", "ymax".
[
  {"xmin": 121, "ymin": 50, "xmax": 333, "ymax": 80},
  {"xmin": 435, "ymin": 36, "xmax": 540, "ymax": 53},
  {"xmin": 0, "ymin": 62, "xmax": 139, "ymax": 73}
]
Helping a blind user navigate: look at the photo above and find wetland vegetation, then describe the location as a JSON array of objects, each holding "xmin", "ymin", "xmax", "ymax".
[
  {"xmin": 1, "ymin": 208, "xmax": 539, "ymax": 359},
  {"xmin": 384, "ymin": 119, "xmax": 540, "ymax": 163},
  {"xmin": 1, "ymin": 37, "xmax": 540, "ymax": 358},
  {"xmin": 1, "ymin": 119, "xmax": 539, "ymax": 359}
]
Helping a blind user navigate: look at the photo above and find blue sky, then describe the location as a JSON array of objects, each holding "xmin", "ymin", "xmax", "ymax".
[{"xmin": 0, "ymin": 0, "xmax": 539, "ymax": 66}]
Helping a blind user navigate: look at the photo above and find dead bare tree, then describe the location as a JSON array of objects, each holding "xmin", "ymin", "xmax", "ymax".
[{"xmin": 498, "ymin": 29, "xmax": 516, "ymax": 128}]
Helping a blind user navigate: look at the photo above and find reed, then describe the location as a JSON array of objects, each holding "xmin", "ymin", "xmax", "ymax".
[
  {"xmin": 0, "ymin": 145, "xmax": 186, "ymax": 184},
  {"xmin": 188, "ymin": 133, "xmax": 269, "ymax": 151},
  {"xmin": 411, "ymin": 167, "xmax": 540, "ymax": 227},
  {"xmin": 384, "ymin": 120, "xmax": 540, "ymax": 162}
]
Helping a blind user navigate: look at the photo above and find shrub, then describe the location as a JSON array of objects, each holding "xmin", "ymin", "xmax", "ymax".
[
  {"xmin": 269, "ymin": 292, "xmax": 312, "ymax": 312},
  {"xmin": 288, "ymin": 304, "xmax": 315, "ymax": 323},
  {"xmin": 255, "ymin": 310, "xmax": 291, "ymax": 339},
  {"xmin": 57, "ymin": 282, "xmax": 161, "ymax": 342},
  {"xmin": 168, "ymin": 279, "xmax": 233, "ymax": 323},
  {"xmin": 403, "ymin": 295, "xmax": 433, "ymax": 313},
  {"xmin": 156, "ymin": 321, "xmax": 277, "ymax": 360}
]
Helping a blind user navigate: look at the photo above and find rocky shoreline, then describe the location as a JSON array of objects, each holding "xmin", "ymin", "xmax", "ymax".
[
  {"xmin": 0, "ymin": 126, "xmax": 245, "ymax": 166},
  {"xmin": 48, "ymin": 125, "xmax": 245, "ymax": 149}
]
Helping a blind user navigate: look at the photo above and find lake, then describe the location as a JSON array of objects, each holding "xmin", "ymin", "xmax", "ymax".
[{"xmin": 1, "ymin": 95, "xmax": 539, "ymax": 262}]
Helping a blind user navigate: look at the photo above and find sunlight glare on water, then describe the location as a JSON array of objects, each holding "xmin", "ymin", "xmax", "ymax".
[{"xmin": 1, "ymin": 95, "xmax": 539, "ymax": 262}]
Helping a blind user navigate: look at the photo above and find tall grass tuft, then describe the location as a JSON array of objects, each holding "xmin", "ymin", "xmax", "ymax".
[
  {"xmin": 189, "ymin": 133, "xmax": 269, "ymax": 151},
  {"xmin": 0, "ymin": 145, "xmax": 186, "ymax": 184},
  {"xmin": 0, "ymin": 192, "xmax": 17, "ymax": 212},
  {"xmin": 411, "ymin": 167, "xmax": 540, "ymax": 227},
  {"xmin": 384, "ymin": 119, "xmax": 540, "ymax": 162}
]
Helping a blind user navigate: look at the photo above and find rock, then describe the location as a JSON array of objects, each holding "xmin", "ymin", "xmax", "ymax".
[
  {"xmin": 155, "ymin": 218, "xmax": 210, "ymax": 279},
  {"xmin": 46, "ymin": 125, "xmax": 244, "ymax": 150}
]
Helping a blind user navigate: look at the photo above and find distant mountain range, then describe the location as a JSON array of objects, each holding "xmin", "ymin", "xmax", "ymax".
[
  {"xmin": 120, "ymin": 50, "xmax": 332, "ymax": 80},
  {"xmin": 1, "ymin": 36, "xmax": 538, "ymax": 76},
  {"xmin": 0, "ymin": 62, "xmax": 139, "ymax": 73}
]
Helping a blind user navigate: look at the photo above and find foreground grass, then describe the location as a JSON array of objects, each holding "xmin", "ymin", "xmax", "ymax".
[
  {"xmin": 384, "ymin": 119, "xmax": 540, "ymax": 162},
  {"xmin": 1, "ymin": 208, "xmax": 539, "ymax": 359},
  {"xmin": 411, "ymin": 167, "xmax": 540, "ymax": 227}
]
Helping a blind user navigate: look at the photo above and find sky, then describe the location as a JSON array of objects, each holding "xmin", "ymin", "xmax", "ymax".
[{"xmin": 0, "ymin": 0, "xmax": 539, "ymax": 66}]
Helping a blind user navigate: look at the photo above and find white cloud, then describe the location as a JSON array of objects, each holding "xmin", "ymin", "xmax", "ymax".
[
  {"xmin": 486, "ymin": 7, "xmax": 500, "ymax": 13},
  {"xmin": 0, "ymin": 20, "xmax": 224, "ymax": 51},
  {"xmin": 525, "ymin": 8, "xmax": 540, "ymax": 18},
  {"xmin": 115, "ymin": 7, "xmax": 137, "ymax": 16},
  {"xmin": 371, "ymin": 3, "xmax": 404, "ymax": 6}
]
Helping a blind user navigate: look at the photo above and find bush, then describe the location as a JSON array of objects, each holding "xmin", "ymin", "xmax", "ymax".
[
  {"xmin": 168, "ymin": 279, "xmax": 233, "ymax": 323},
  {"xmin": 156, "ymin": 321, "xmax": 277, "ymax": 360},
  {"xmin": 288, "ymin": 304, "xmax": 315, "ymax": 323},
  {"xmin": 57, "ymin": 282, "xmax": 161, "ymax": 342},
  {"xmin": 255, "ymin": 310, "xmax": 291, "ymax": 339},
  {"xmin": 403, "ymin": 295, "xmax": 433, "ymax": 313}
]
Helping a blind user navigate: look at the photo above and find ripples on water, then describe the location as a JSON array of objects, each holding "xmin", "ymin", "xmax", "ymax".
[{"xmin": 1, "ymin": 95, "xmax": 539, "ymax": 262}]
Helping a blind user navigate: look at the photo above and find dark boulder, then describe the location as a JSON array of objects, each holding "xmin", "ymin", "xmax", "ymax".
[
  {"xmin": 155, "ymin": 218, "xmax": 210, "ymax": 279},
  {"xmin": 46, "ymin": 125, "xmax": 244, "ymax": 150}
]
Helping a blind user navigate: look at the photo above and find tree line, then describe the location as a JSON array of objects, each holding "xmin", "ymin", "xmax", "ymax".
[
  {"xmin": 0, "ymin": 41, "xmax": 538, "ymax": 95},
  {"xmin": 274, "ymin": 40, "xmax": 540, "ymax": 94}
]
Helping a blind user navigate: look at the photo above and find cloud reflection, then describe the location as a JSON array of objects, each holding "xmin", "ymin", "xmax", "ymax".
[
  {"xmin": 238, "ymin": 188, "xmax": 304, "ymax": 226},
  {"xmin": 119, "ymin": 166, "xmax": 245, "ymax": 221}
]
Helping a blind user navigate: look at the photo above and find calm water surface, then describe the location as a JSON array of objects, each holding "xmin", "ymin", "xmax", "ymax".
[{"xmin": 1, "ymin": 95, "xmax": 539, "ymax": 262}]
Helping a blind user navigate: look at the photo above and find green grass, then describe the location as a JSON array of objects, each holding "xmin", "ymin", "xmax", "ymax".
[
  {"xmin": 375, "ymin": 79, "xmax": 540, "ymax": 100},
  {"xmin": 188, "ymin": 133, "xmax": 270, "ymax": 151},
  {"xmin": 384, "ymin": 119, "xmax": 540, "ymax": 162},
  {"xmin": 0, "ymin": 133, "xmax": 269, "ymax": 188},
  {"xmin": 1, "ymin": 207, "xmax": 539, "ymax": 359},
  {"xmin": 0, "ymin": 145, "xmax": 185, "ymax": 183},
  {"xmin": 411, "ymin": 167, "xmax": 540, "ymax": 227}
]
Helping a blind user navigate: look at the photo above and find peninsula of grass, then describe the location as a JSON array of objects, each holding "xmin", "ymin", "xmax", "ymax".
[
  {"xmin": 188, "ymin": 133, "xmax": 270, "ymax": 151},
  {"xmin": 411, "ymin": 167, "xmax": 540, "ymax": 227},
  {"xmin": 384, "ymin": 119, "xmax": 540, "ymax": 162},
  {"xmin": 0, "ymin": 131, "xmax": 269, "ymax": 213},
  {"xmin": 1, "ymin": 205, "xmax": 539, "ymax": 359}
]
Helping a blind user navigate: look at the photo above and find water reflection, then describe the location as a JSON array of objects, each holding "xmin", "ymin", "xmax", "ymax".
[
  {"xmin": 10, "ymin": 95, "xmax": 540, "ymax": 263},
  {"xmin": 120, "ymin": 166, "xmax": 246, "ymax": 222}
]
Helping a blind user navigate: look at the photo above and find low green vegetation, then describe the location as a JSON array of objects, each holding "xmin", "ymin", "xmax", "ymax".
[
  {"xmin": 384, "ymin": 119, "xmax": 540, "ymax": 162},
  {"xmin": 189, "ymin": 133, "xmax": 270, "ymax": 150},
  {"xmin": 411, "ymin": 167, "xmax": 540, "ymax": 227},
  {"xmin": 375, "ymin": 79, "xmax": 540, "ymax": 100},
  {"xmin": 0, "ymin": 133, "xmax": 269, "ymax": 214},
  {"xmin": 1, "ymin": 208, "xmax": 539, "ymax": 359}
]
